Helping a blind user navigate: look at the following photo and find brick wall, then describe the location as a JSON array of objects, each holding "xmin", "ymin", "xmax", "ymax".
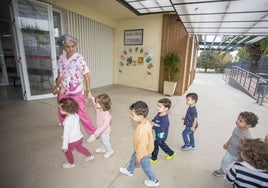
[{"xmin": 159, "ymin": 14, "xmax": 198, "ymax": 95}]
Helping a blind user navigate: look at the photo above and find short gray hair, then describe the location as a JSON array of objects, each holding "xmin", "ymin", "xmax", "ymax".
[{"xmin": 58, "ymin": 34, "xmax": 78, "ymax": 47}]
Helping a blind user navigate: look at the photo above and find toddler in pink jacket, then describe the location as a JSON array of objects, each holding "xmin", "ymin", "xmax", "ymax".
[{"xmin": 87, "ymin": 93, "xmax": 113, "ymax": 158}]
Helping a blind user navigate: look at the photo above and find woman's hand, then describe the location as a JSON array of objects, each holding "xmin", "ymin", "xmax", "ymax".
[
  {"xmin": 86, "ymin": 91, "xmax": 92, "ymax": 101},
  {"xmin": 52, "ymin": 86, "xmax": 60, "ymax": 95}
]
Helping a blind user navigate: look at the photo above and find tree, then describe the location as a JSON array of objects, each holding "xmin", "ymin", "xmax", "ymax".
[
  {"xmin": 235, "ymin": 37, "xmax": 267, "ymax": 73},
  {"xmin": 237, "ymin": 47, "xmax": 250, "ymax": 61},
  {"xmin": 236, "ymin": 36, "xmax": 268, "ymax": 62},
  {"xmin": 197, "ymin": 51, "xmax": 232, "ymax": 72},
  {"xmin": 260, "ymin": 37, "xmax": 268, "ymax": 56},
  {"xmin": 215, "ymin": 52, "xmax": 233, "ymax": 72}
]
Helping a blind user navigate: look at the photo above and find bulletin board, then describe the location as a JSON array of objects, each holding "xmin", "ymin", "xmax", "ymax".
[{"xmin": 117, "ymin": 46, "xmax": 155, "ymax": 89}]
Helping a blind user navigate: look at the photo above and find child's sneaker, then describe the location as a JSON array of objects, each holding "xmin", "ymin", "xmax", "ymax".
[
  {"xmin": 213, "ymin": 169, "xmax": 225, "ymax": 177},
  {"xmin": 181, "ymin": 145, "xmax": 192, "ymax": 151},
  {"xmin": 165, "ymin": 152, "xmax": 176, "ymax": 160},
  {"xmin": 95, "ymin": 148, "xmax": 106, "ymax": 153},
  {"xmin": 119, "ymin": 167, "xmax": 133, "ymax": 177},
  {"xmin": 104, "ymin": 150, "xmax": 114, "ymax": 158},
  {"xmin": 62, "ymin": 162, "xmax": 75, "ymax": 169},
  {"xmin": 144, "ymin": 179, "xmax": 159, "ymax": 187},
  {"xmin": 190, "ymin": 144, "xmax": 196, "ymax": 150},
  {"xmin": 150, "ymin": 159, "xmax": 157, "ymax": 164},
  {"xmin": 85, "ymin": 155, "xmax": 94, "ymax": 162},
  {"xmin": 87, "ymin": 135, "xmax": 96, "ymax": 143}
]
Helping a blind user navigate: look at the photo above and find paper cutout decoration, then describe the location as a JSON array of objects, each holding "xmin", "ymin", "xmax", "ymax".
[
  {"xmin": 138, "ymin": 57, "xmax": 144, "ymax": 65},
  {"xmin": 147, "ymin": 63, "xmax": 153, "ymax": 69}
]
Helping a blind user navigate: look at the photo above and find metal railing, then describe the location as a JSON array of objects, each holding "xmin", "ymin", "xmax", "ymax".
[{"xmin": 225, "ymin": 66, "xmax": 268, "ymax": 105}]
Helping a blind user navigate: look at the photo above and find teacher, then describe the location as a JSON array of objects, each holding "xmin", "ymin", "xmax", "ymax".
[{"xmin": 53, "ymin": 34, "xmax": 96, "ymax": 139}]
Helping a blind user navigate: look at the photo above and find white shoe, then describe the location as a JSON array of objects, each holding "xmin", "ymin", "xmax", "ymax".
[
  {"xmin": 104, "ymin": 150, "xmax": 114, "ymax": 158},
  {"xmin": 119, "ymin": 167, "xmax": 133, "ymax": 177},
  {"xmin": 144, "ymin": 179, "xmax": 159, "ymax": 187},
  {"xmin": 95, "ymin": 148, "xmax": 106, "ymax": 153},
  {"xmin": 85, "ymin": 155, "xmax": 94, "ymax": 162},
  {"xmin": 87, "ymin": 135, "xmax": 96, "ymax": 143},
  {"xmin": 62, "ymin": 163, "xmax": 75, "ymax": 169}
]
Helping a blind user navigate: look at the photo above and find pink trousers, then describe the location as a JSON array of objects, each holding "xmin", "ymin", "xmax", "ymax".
[
  {"xmin": 65, "ymin": 138, "xmax": 91, "ymax": 164},
  {"xmin": 58, "ymin": 93, "xmax": 96, "ymax": 135}
]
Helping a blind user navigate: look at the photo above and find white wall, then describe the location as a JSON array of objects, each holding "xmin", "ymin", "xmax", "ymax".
[{"xmin": 67, "ymin": 11, "xmax": 114, "ymax": 89}]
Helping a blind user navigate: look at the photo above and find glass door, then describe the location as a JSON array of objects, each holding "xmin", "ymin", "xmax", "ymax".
[
  {"xmin": 12, "ymin": 0, "xmax": 57, "ymax": 100},
  {"xmin": 0, "ymin": 38, "xmax": 9, "ymax": 86}
]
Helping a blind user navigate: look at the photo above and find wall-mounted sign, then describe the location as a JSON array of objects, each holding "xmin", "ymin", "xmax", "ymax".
[{"xmin": 124, "ymin": 29, "xmax": 143, "ymax": 46}]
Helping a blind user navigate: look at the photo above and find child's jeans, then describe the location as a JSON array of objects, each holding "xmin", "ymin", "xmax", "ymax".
[
  {"xmin": 127, "ymin": 152, "xmax": 157, "ymax": 182},
  {"xmin": 65, "ymin": 138, "xmax": 91, "ymax": 164},
  {"xmin": 58, "ymin": 92, "xmax": 96, "ymax": 135},
  {"xmin": 220, "ymin": 151, "xmax": 237, "ymax": 173},
  {"xmin": 182, "ymin": 126, "xmax": 195, "ymax": 146}
]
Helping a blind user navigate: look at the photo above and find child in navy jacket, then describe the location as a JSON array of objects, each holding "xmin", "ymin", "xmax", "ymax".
[{"xmin": 151, "ymin": 98, "xmax": 175, "ymax": 164}]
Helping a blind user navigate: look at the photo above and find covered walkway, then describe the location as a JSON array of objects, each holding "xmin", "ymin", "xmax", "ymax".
[{"xmin": 0, "ymin": 73, "xmax": 267, "ymax": 188}]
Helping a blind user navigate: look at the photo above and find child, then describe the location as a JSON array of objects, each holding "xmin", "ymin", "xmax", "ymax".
[
  {"xmin": 119, "ymin": 101, "xmax": 159, "ymax": 187},
  {"xmin": 151, "ymin": 98, "xmax": 175, "ymax": 164},
  {"xmin": 213, "ymin": 111, "xmax": 258, "ymax": 176},
  {"xmin": 181, "ymin": 93, "xmax": 198, "ymax": 150},
  {"xmin": 59, "ymin": 98, "xmax": 94, "ymax": 169},
  {"xmin": 225, "ymin": 138, "xmax": 268, "ymax": 187},
  {"xmin": 87, "ymin": 93, "xmax": 114, "ymax": 158}
]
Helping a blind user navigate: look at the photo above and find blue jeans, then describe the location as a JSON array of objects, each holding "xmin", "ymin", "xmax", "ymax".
[
  {"xmin": 182, "ymin": 127, "xmax": 195, "ymax": 146},
  {"xmin": 127, "ymin": 152, "xmax": 157, "ymax": 181},
  {"xmin": 220, "ymin": 151, "xmax": 238, "ymax": 173}
]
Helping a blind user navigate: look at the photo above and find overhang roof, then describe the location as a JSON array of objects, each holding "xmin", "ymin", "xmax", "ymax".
[{"xmin": 116, "ymin": 0, "xmax": 268, "ymax": 52}]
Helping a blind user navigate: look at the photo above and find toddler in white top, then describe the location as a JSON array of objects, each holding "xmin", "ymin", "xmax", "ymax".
[
  {"xmin": 59, "ymin": 97, "xmax": 94, "ymax": 169},
  {"xmin": 87, "ymin": 93, "xmax": 114, "ymax": 158}
]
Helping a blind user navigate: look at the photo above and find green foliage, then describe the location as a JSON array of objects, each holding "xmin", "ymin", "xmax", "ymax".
[
  {"xmin": 236, "ymin": 37, "xmax": 268, "ymax": 63},
  {"xmin": 161, "ymin": 52, "xmax": 180, "ymax": 82},
  {"xmin": 236, "ymin": 47, "xmax": 250, "ymax": 61},
  {"xmin": 246, "ymin": 43, "xmax": 262, "ymax": 64},
  {"xmin": 197, "ymin": 51, "xmax": 216, "ymax": 72},
  {"xmin": 197, "ymin": 51, "xmax": 232, "ymax": 72},
  {"xmin": 260, "ymin": 37, "xmax": 268, "ymax": 56}
]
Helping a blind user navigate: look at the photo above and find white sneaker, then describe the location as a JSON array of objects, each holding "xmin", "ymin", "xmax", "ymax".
[
  {"xmin": 85, "ymin": 155, "xmax": 94, "ymax": 162},
  {"xmin": 62, "ymin": 163, "xmax": 75, "ymax": 169},
  {"xmin": 144, "ymin": 179, "xmax": 159, "ymax": 187},
  {"xmin": 119, "ymin": 167, "xmax": 133, "ymax": 177},
  {"xmin": 104, "ymin": 150, "xmax": 114, "ymax": 158},
  {"xmin": 95, "ymin": 148, "xmax": 106, "ymax": 153},
  {"xmin": 87, "ymin": 135, "xmax": 96, "ymax": 143}
]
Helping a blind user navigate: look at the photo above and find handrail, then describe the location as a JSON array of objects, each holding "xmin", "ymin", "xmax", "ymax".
[
  {"xmin": 225, "ymin": 66, "xmax": 268, "ymax": 104},
  {"xmin": 231, "ymin": 66, "xmax": 268, "ymax": 81}
]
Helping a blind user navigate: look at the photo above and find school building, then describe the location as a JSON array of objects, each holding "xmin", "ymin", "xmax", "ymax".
[{"xmin": 0, "ymin": 0, "xmax": 267, "ymax": 101}]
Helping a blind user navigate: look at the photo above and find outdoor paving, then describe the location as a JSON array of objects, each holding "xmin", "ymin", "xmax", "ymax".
[{"xmin": 0, "ymin": 73, "xmax": 267, "ymax": 188}]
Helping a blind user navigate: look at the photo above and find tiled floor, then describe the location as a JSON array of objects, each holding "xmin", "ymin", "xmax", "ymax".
[{"xmin": 0, "ymin": 73, "xmax": 267, "ymax": 188}]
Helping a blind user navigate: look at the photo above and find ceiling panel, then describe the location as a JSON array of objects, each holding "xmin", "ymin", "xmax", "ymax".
[{"xmin": 116, "ymin": 0, "xmax": 268, "ymax": 51}]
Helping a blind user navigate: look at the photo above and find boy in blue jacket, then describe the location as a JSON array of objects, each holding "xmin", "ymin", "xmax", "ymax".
[{"xmin": 151, "ymin": 98, "xmax": 175, "ymax": 164}]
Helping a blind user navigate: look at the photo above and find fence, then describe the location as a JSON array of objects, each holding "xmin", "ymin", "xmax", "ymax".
[{"xmin": 224, "ymin": 66, "xmax": 268, "ymax": 105}]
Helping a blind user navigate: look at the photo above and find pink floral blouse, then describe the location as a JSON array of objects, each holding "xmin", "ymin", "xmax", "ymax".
[{"xmin": 57, "ymin": 52, "xmax": 89, "ymax": 95}]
